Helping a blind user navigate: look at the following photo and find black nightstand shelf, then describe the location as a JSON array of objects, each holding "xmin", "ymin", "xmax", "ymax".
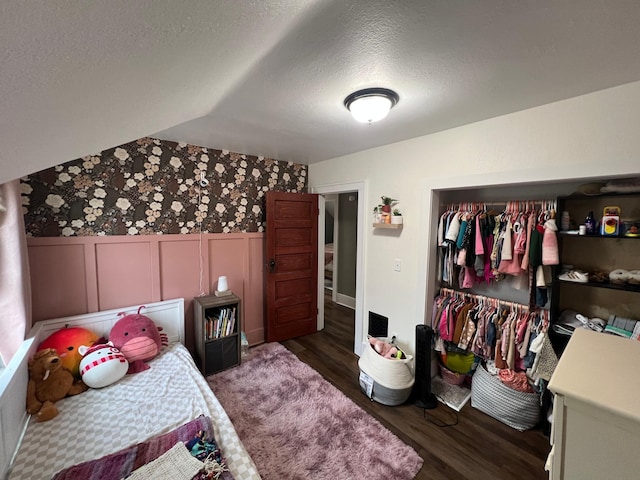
[{"xmin": 194, "ymin": 294, "xmax": 241, "ymax": 376}]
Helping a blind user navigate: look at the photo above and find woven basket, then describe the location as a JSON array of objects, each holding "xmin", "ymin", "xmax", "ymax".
[
  {"xmin": 471, "ymin": 364, "xmax": 541, "ymax": 431},
  {"xmin": 439, "ymin": 363, "xmax": 466, "ymax": 386}
]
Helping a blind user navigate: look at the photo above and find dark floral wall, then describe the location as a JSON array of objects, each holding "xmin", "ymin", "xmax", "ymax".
[{"xmin": 21, "ymin": 137, "xmax": 307, "ymax": 236}]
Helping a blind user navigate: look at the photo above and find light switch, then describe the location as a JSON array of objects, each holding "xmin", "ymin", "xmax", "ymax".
[{"xmin": 394, "ymin": 259, "xmax": 401, "ymax": 272}]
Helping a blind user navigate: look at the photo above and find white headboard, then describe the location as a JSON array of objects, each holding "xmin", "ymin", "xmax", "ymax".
[
  {"xmin": 0, "ymin": 297, "xmax": 185, "ymax": 479},
  {"xmin": 28, "ymin": 298, "xmax": 185, "ymax": 345}
]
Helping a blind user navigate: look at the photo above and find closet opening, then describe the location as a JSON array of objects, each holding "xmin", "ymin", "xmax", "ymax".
[{"xmin": 424, "ymin": 178, "xmax": 611, "ymax": 324}]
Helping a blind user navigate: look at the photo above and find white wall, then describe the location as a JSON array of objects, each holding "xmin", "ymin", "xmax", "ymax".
[{"xmin": 308, "ymin": 80, "xmax": 640, "ymax": 354}]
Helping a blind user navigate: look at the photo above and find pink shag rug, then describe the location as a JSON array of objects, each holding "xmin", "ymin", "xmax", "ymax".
[{"xmin": 207, "ymin": 343, "xmax": 423, "ymax": 480}]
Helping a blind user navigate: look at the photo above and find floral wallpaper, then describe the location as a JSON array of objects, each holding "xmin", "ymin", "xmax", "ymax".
[{"xmin": 21, "ymin": 137, "xmax": 307, "ymax": 237}]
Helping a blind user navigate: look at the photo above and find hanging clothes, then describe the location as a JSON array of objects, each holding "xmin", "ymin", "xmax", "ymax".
[
  {"xmin": 432, "ymin": 288, "xmax": 550, "ymax": 373},
  {"xmin": 437, "ymin": 200, "xmax": 557, "ymax": 293}
]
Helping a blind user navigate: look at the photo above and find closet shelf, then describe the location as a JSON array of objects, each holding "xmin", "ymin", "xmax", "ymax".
[
  {"xmin": 559, "ymin": 232, "xmax": 640, "ymax": 240},
  {"xmin": 558, "ymin": 279, "xmax": 640, "ymax": 293},
  {"xmin": 372, "ymin": 223, "xmax": 403, "ymax": 229}
]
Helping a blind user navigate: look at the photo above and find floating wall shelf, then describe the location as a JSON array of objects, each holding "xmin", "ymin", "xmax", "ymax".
[{"xmin": 372, "ymin": 223, "xmax": 403, "ymax": 229}]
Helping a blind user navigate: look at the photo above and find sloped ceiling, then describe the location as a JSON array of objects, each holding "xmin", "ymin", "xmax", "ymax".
[{"xmin": 2, "ymin": 0, "xmax": 640, "ymax": 184}]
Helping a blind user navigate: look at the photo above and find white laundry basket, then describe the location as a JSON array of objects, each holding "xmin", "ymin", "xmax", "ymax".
[{"xmin": 358, "ymin": 343, "xmax": 415, "ymax": 406}]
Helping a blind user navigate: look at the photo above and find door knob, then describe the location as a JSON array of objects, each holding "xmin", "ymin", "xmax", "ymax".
[{"xmin": 268, "ymin": 258, "xmax": 276, "ymax": 273}]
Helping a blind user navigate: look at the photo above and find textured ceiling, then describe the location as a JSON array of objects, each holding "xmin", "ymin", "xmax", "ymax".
[{"xmin": 2, "ymin": 1, "xmax": 640, "ymax": 183}]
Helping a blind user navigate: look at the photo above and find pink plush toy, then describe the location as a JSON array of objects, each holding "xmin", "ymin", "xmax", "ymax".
[
  {"xmin": 109, "ymin": 306, "xmax": 168, "ymax": 374},
  {"xmin": 368, "ymin": 337, "xmax": 398, "ymax": 359}
]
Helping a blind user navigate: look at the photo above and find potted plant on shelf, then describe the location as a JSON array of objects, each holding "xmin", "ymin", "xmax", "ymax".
[
  {"xmin": 380, "ymin": 196, "xmax": 397, "ymax": 214},
  {"xmin": 391, "ymin": 208, "xmax": 403, "ymax": 225}
]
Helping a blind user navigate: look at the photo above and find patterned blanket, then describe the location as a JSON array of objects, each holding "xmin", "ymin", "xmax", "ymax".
[
  {"xmin": 10, "ymin": 343, "xmax": 260, "ymax": 480},
  {"xmin": 52, "ymin": 415, "xmax": 233, "ymax": 480}
]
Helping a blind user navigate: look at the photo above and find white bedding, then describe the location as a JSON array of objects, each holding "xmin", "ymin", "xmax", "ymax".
[{"xmin": 9, "ymin": 342, "xmax": 261, "ymax": 480}]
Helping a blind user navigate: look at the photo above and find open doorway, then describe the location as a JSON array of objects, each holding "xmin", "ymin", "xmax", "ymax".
[
  {"xmin": 322, "ymin": 192, "xmax": 357, "ymax": 353},
  {"xmin": 323, "ymin": 193, "xmax": 357, "ymax": 307},
  {"xmin": 323, "ymin": 195, "xmax": 337, "ymax": 292},
  {"xmin": 312, "ymin": 181, "xmax": 366, "ymax": 356}
]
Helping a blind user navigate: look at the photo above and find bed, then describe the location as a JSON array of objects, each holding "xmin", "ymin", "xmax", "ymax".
[{"xmin": 0, "ymin": 298, "xmax": 261, "ymax": 480}]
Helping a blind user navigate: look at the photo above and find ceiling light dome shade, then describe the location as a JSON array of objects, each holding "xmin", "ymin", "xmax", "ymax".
[{"xmin": 344, "ymin": 88, "xmax": 399, "ymax": 123}]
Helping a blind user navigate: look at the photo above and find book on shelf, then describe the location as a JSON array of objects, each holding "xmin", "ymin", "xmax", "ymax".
[
  {"xmin": 228, "ymin": 307, "xmax": 236, "ymax": 336},
  {"xmin": 223, "ymin": 307, "xmax": 234, "ymax": 336},
  {"xmin": 221, "ymin": 309, "xmax": 228, "ymax": 338},
  {"xmin": 204, "ymin": 306, "xmax": 237, "ymax": 340}
]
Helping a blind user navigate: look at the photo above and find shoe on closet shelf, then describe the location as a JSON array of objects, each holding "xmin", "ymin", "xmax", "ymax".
[
  {"xmin": 575, "ymin": 314, "xmax": 589, "ymax": 328},
  {"xmin": 575, "ymin": 314, "xmax": 607, "ymax": 332},
  {"xmin": 588, "ymin": 317, "xmax": 607, "ymax": 332},
  {"xmin": 609, "ymin": 269, "xmax": 629, "ymax": 284},
  {"xmin": 589, "ymin": 270, "xmax": 609, "ymax": 283},
  {"xmin": 627, "ymin": 270, "xmax": 640, "ymax": 285},
  {"xmin": 552, "ymin": 310, "xmax": 584, "ymax": 336},
  {"xmin": 558, "ymin": 270, "xmax": 589, "ymax": 283}
]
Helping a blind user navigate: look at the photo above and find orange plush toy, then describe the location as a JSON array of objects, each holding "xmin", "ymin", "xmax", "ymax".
[
  {"xmin": 26, "ymin": 348, "xmax": 88, "ymax": 422},
  {"xmin": 38, "ymin": 327, "xmax": 99, "ymax": 378}
]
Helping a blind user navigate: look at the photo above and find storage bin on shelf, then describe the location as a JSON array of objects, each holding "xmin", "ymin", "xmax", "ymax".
[{"xmin": 358, "ymin": 343, "xmax": 414, "ymax": 406}]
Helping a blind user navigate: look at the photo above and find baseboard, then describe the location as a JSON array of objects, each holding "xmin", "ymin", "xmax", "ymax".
[{"xmin": 335, "ymin": 293, "xmax": 355, "ymax": 309}]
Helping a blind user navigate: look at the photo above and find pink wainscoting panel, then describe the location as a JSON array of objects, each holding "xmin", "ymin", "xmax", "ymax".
[
  {"xmin": 29, "ymin": 244, "xmax": 88, "ymax": 320},
  {"xmin": 159, "ymin": 239, "xmax": 202, "ymax": 352},
  {"xmin": 27, "ymin": 233, "xmax": 267, "ymax": 351},
  {"xmin": 246, "ymin": 237, "xmax": 266, "ymax": 345},
  {"xmin": 95, "ymin": 242, "xmax": 154, "ymax": 311},
  {"xmin": 208, "ymin": 238, "xmax": 246, "ymax": 299}
]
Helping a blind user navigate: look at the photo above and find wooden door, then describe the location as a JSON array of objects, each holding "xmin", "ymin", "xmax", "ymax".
[{"xmin": 266, "ymin": 191, "xmax": 319, "ymax": 342}]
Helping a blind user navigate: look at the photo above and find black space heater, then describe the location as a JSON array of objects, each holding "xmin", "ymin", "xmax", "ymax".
[{"xmin": 413, "ymin": 324, "xmax": 438, "ymax": 409}]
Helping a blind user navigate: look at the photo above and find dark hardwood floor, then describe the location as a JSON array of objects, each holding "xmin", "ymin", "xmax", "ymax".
[{"xmin": 281, "ymin": 290, "xmax": 550, "ymax": 480}]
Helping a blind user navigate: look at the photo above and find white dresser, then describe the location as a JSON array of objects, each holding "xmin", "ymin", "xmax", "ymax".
[{"xmin": 546, "ymin": 328, "xmax": 640, "ymax": 479}]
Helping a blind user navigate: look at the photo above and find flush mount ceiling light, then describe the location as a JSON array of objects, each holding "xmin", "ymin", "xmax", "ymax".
[{"xmin": 344, "ymin": 88, "xmax": 399, "ymax": 124}]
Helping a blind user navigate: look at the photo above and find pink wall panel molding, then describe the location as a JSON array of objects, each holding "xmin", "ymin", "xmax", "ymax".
[{"xmin": 27, "ymin": 233, "xmax": 265, "ymax": 351}]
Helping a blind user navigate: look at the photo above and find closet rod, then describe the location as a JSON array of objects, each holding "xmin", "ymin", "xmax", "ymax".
[
  {"xmin": 439, "ymin": 287, "xmax": 549, "ymax": 314},
  {"xmin": 441, "ymin": 200, "xmax": 558, "ymax": 217},
  {"xmin": 443, "ymin": 199, "xmax": 557, "ymax": 211}
]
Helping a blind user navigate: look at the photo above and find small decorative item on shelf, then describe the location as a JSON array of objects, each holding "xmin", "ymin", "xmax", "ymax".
[
  {"xmin": 215, "ymin": 275, "xmax": 231, "ymax": 297},
  {"xmin": 391, "ymin": 208, "xmax": 403, "ymax": 225},
  {"xmin": 622, "ymin": 219, "xmax": 639, "ymax": 237},
  {"xmin": 600, "ymin": 206, "xmax": 620, "ymax": 236},
  {"xmin": 584, "ymin": 210, "xmax": 595, "ymax": 235},
  {"xmin": 373, "ymin": 205, "xmax": 382, "ymax": 223}
]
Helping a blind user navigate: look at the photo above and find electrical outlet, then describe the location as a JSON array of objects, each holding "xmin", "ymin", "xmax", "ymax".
[{"xmin": 394, "ymin": 259, "xmax": 401, "ymax": 272}]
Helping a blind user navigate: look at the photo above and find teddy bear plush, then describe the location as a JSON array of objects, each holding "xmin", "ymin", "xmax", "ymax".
[{"xmin": 26, "ymin": 348, "xmax": 88, "ymax": 422}]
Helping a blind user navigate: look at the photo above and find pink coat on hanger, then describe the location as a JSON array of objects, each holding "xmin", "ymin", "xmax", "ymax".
[{"xmin": 542, "ymin": 218, "xmax": 559, "ymax": 265}]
